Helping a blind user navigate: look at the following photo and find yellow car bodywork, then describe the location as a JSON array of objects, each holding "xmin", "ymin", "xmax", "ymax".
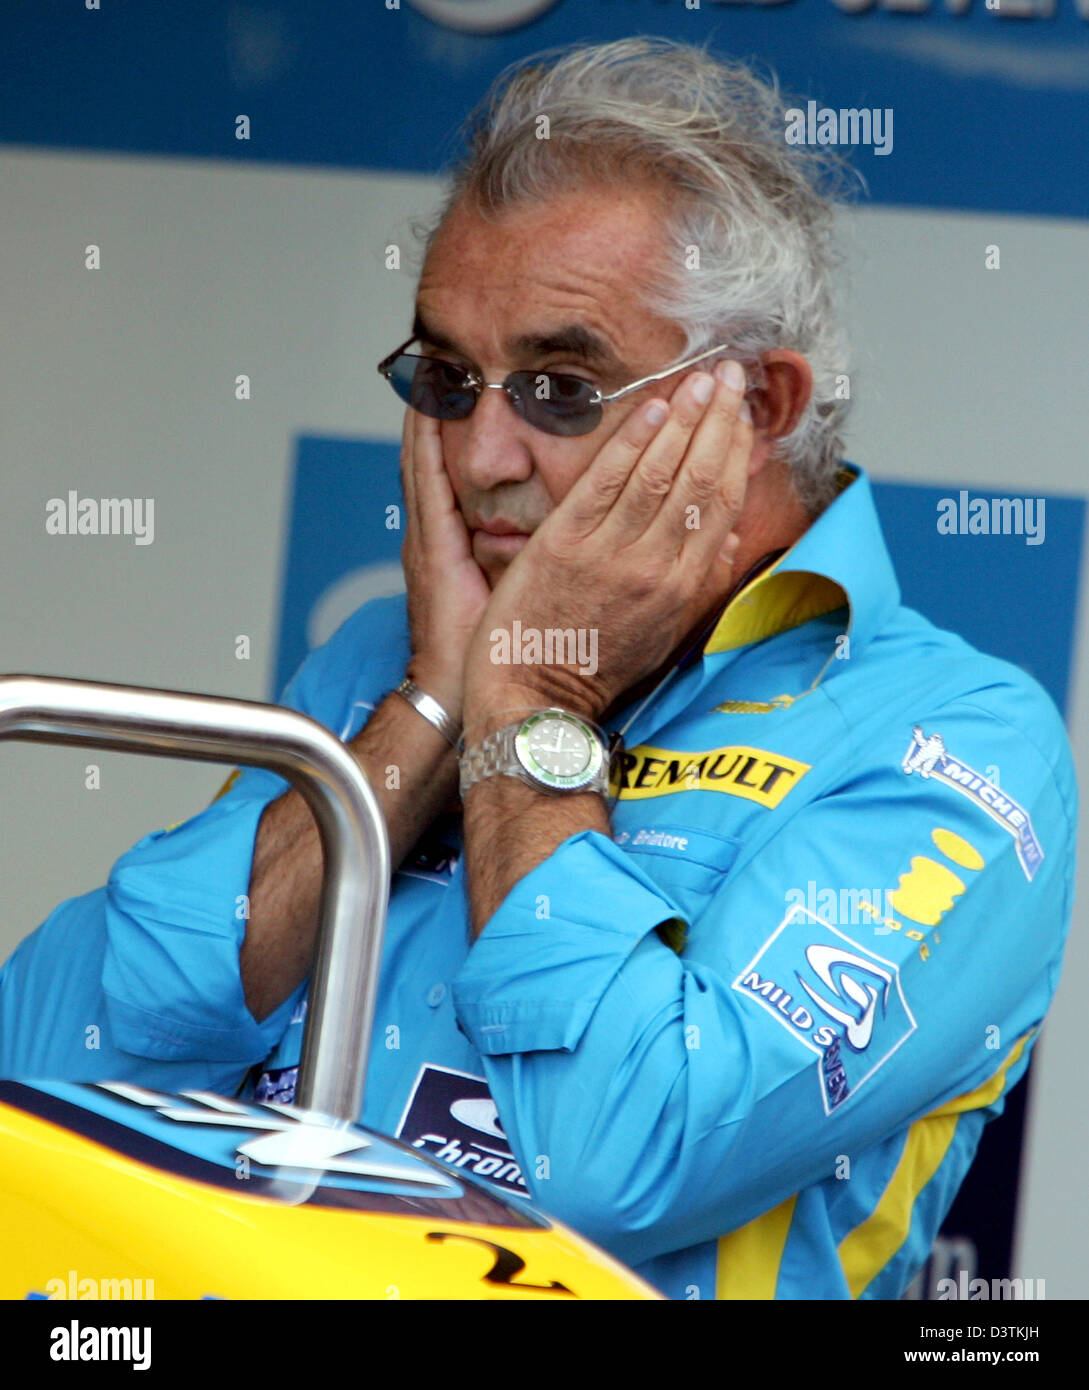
[{"xmin": 1, "ymin": 1082, "xmax": 659, "ymax": 1301}]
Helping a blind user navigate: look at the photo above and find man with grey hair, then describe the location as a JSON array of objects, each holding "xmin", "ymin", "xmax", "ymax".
[{"xmin": 0, "ymin": 37, "xmax": 1075, "ymax": 1300}]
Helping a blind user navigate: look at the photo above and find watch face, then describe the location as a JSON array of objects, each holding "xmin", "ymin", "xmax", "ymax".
[{"xmin": 515, "ymin": 712, "xmax": 604, "ymax": 791}]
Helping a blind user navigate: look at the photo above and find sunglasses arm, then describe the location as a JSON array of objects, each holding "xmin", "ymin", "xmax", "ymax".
[{"xmin": 594, "ymin": 342, "xmax": 759, "ymax": 406}]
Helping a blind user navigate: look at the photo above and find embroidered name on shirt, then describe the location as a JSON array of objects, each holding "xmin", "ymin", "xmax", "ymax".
[{"xmin": 611, "ymin": 744, "xmax": 810, "ymax": 808}]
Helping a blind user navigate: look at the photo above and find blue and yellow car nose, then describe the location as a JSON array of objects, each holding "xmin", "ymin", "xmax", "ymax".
[{"xmin": 0, "ymin": 1081, "xmax": 658, "ymax": 1300}]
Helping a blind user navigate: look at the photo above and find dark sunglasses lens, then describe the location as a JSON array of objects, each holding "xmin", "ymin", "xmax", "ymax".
[
  {"xmin": 513, "ymin": 372, "xmax": 602, "ymax": 437},
  {"xmin": 387, "ymin": 355, "xmax": 476, "ymax": 420}
]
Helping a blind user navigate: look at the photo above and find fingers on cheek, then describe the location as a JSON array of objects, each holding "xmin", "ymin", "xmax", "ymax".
[
  {"xmin": 700, "ymin": 389, "xmax": 741, "ymax": 438},
  {"xmin": 639, "ymin": 450, "xmax": 684, "ymax": 495},
  {"xmin": 642, "ymin": 399, "xmax": 669, "ymax": 431},
  {"xmin": 616, "ymin": 405, "xmax": 667, "ymax": 462},
  {"xmin": 664, "ymin": 400, "xmax": 703, "ymax": 443},
  {"xmin": 717, "ymin": 477, "xmax": 747, "ymax": 518},
  {"xmin": 731, "ymin": 401, "xmax": 754, "ymax": 444}
]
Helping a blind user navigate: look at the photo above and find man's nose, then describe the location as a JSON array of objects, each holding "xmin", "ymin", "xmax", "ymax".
[{"xmin": 449, "ymin": 383, "xmax": 536, "ymax": 490}]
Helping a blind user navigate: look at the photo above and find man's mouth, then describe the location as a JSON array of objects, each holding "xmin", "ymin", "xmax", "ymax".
[
  {"xmin": 471, "ymin": 530, "xmax": 531, "ymax": 561},
  {"xmin": 469, "ymin": 518, "xmax": 532, "ymax": 537},
  {"xmin": 467, "ymin": 516, "xmax": 533, "ymax": 562}
]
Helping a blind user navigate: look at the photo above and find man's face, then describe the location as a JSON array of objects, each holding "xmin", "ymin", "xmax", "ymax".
[{"xmin": 414, "ymin": 184, "xmax": 692, "ymax": 586}]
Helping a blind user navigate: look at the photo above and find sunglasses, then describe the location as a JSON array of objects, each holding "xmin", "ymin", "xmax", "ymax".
[{"xmin": 377, "ymin": 336, "xmax": 756, "ymax": 439}]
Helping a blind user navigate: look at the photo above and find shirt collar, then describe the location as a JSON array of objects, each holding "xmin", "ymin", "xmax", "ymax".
[{"xmin": 702, "ymin": 462, "xmax": 901, "ymax": 663}]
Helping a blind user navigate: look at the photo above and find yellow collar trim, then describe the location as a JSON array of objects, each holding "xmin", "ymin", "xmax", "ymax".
[
  {"xmin": 704, "ymin": 466, "xmax": 856, "ymax": 656},
  {"xmin": 704, "ymin": 567, "xmax": 847, "ymax": 656}
]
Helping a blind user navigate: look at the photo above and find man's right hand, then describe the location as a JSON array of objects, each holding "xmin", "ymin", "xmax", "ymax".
[
  {"xmin": 399, "ymin": 407, "xmax": 491, "ymax": 724},
  {"xmin": 241, "ymin": 408, "xmax": 487, "ymax": 1021}
]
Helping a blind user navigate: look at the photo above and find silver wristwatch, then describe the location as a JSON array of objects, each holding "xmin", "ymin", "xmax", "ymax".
[{"xmin": 459, "ymin": 708, "xmax": 608, "ymax": 798}]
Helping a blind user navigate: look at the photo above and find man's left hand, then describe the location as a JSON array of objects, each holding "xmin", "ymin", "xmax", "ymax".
[{"xmin": 463, "ymin": 359, "xmax": 754, "ymax": 733}]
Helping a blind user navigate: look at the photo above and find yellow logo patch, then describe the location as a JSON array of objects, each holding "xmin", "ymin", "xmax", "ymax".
[
  {"xmin": 610, "ymin": 744, "xmax": 810, "ymax": 808},
  {"xmin": 889, "ymin": 827, "xmax": 986, "ymax": 928},
  {"xmin": 712, "ymin": 694, "xmax": 796, "ymax": 715}
]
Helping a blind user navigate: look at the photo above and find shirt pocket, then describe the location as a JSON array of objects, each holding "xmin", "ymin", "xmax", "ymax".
[{"xmin": 614, "ymin": 823, "xmax": 741, "ymax": 907}]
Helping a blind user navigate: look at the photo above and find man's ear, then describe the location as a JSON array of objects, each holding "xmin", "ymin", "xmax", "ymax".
[{"xmin": 747, "ymin": 350, "xmax": 813, "ymax": 445}]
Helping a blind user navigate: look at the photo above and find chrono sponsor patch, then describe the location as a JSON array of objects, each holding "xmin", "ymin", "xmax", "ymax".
[{"xmin": 395, "ymin": 1064, "xmax": 526, "ymax": 1197}]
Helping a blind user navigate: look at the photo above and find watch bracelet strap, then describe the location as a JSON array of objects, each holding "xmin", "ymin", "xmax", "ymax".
[
  {"xmin": 394, "ymin": 678, "xmax": 461, "ymax": 749},
  {"xmin": 459, "ymin": 724, "xmax": 518, "ymax": 797},
  {"xmin": 459, "ymin": 710, "xmax": 609, "ymax": 798}
]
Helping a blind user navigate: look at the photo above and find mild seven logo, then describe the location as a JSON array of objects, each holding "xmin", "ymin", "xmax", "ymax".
[{"xmin": 732, "ymin": 907, "xmax": 917, "ymax": 1115}]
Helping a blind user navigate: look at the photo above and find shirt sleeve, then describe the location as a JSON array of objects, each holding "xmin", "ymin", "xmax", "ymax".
[
  {"xmin": 89, "ymin": 595, "xmax": 408, "ymax": 1065},
  {"xmin": 451, "ymin": 691, "xmax": 1076, "ymax": 1270}
]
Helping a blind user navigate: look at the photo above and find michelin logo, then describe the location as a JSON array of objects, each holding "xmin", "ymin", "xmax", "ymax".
[
  {"xmin": 733, "ymin": 906, "xmax": 917, "ymax": 1115},
  {"xmin": 901, "ymin": 727, "xmax": 1043, "ymax": 882}
]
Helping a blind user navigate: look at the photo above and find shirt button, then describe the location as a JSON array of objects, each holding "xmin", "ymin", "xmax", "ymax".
[{"xmin": 427, "ymin": 983, "xmax": 446, "ymax": 1008}]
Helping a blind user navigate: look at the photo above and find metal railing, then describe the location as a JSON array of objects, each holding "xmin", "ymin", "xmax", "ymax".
[{"xmin": 0, "ymin": 675, "xmax": 390, "ymax": 1122}]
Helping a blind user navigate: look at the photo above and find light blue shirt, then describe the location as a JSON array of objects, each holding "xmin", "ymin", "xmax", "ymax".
[{"xmin": 0, "ymin": 465, "xmax": 1076, "ymax": 1299}]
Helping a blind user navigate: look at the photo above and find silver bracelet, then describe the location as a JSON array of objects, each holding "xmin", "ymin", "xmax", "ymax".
[{"xmin": 394, "ymin": 678, "xmax": 461, "ymax": 749}]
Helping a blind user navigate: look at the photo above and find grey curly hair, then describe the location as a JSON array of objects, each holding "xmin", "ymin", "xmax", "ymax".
[{"xmin": 412, "ymin": 36, "xmax": 862, "ymax": 515}]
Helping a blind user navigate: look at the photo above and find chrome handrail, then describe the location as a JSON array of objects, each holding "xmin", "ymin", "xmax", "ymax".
[{"xmin": 0, "ymin": 675, "xmax": 390, "ymax": 1122}]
